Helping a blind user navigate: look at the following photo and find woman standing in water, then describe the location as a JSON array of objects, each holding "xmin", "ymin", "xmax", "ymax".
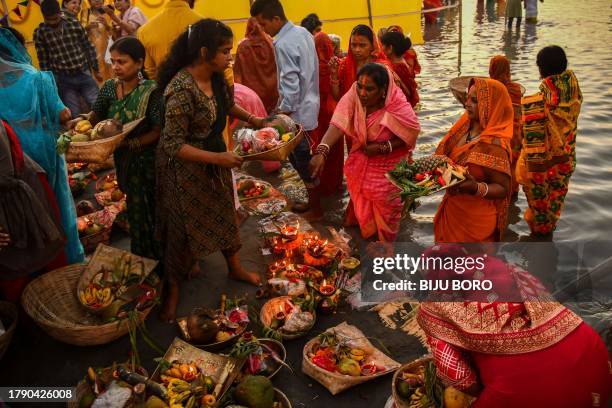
[{"xmin": 156, "ymin": 19, "xmax": 267, "ymax": 322}]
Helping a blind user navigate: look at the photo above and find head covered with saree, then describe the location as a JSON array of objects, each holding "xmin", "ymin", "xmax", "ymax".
[
  {"xmin": 339, "ymin": 24, "xmax": 390, "ymax": 95},
  {"xmin": 0, "ymin": 28, "xmax": 83, "ymax": 263},
  {"xmin": 332, "ymin": 62, "xmax": 420, "ymax": 153},
  {"xmin": 417, "ymin": 243, "xmax": 583, "ymax": 355},
  {"xmin": 233, "ymin": 17, "xmax": 278, "ymax": 113},
  {"xmin": 435, "ymin": 78, "xmax": 514, "ymax": 239},
  {"xmin": 439, "ymin": 78, "xmax": 514, "ymax": 156},
  {"xmin": 315, "ymin": 32, "xmax": 335, "ymax": 95},
  {"xmin": 489, "ymin": 55, "xmax": 523, "ymax": 104}
]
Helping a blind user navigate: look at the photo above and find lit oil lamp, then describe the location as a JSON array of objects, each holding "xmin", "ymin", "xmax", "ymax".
[
  {"xmin": 318, "ymin": 279, "xmax": 338, "ymax": 314},
  {"xmin": 270, "ymin": 304, "xmax": 286, "ymax": 330},
  {"xmin": 319, "ymin": 279, "xmax": 335, "ymax": 296},
  {"xmin": 280, "ymin": 223, "xmax": 299, "ymax": 241},
  {"xmin": 268, "ymin": 262, "xmax": 280, "ymax": 278}
]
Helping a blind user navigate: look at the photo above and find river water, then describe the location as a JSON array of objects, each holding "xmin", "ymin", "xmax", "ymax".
[{"xmin": 394, "ymin": 0, "xmax": 612, "ymax": 247}]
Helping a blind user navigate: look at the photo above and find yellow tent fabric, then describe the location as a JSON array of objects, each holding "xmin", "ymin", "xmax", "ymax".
[{"xmin": 4, "ymin": 0, "xmax": 422, "ymax": 68}]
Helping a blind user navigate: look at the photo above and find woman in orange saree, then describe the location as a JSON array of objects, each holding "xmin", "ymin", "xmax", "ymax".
[
  {"xmin": 417, "ymin": 244, "xmax": 610, "ymax": 408},
  {"xmin": 310, "ymin": 63, "xmax": 420, "ymax": 241},
  {"xmin": 434, "ymin": 78, "xmax": 513, "ymax": 242},
  {"xmin": 311, "ymin": 32, "xmax": 343, "ymax": 195},
  {"xmin": 233, "ymin": 17, "xmax": 279, "ymax": 114},
  {"xmin": 489, "ymin": 55, "xmax": 523, "ymax": 195}
]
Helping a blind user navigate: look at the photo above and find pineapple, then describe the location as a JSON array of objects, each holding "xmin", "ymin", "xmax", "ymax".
[{"xmin": 411, "ymin": 155, "xmax": 448, "ymax": 174}]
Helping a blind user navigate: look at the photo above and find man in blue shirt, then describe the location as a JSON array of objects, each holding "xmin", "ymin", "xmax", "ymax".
[{"xmin": 251, "ymin": 0, "xmax": 323, "ymax": 220}]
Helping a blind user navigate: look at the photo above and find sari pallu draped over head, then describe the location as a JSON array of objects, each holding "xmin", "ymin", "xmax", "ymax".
[
  {"xmin": 434, "ymin": 78, "xmax": 513, "ymax": 242},
  {"xmin": 233, "ymin": 18, "xmax": 279, "ymax": 114},
  {"xmin": 489, "ymin": 55, "xmax": 523, "ymax": 193},
  {"xmin": 338, "ymin": 26, "xmax": 390, "ymax": 97},
  {"xmin": 330, "ymin": 65, "xmax": 420, "ymax": 241},
  {"xmin": 0, "ymin": 28, "xmax": 84, "ymax": 263}
]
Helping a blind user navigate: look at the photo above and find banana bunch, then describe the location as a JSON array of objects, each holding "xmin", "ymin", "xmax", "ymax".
[
  {"xmin": 79, "ymin": 285, "xmax": 113, "ymax": 308},
  {"xmin": 166, "ymin": 378, "xmax": 212, "ymax": 408},
  {"xmin": 408, "ymin": 387, "xmax": 434, "ymax": 408},
  {"xmin": 75, "ymin": 120, "xmax": 92, "ymax": 133}
]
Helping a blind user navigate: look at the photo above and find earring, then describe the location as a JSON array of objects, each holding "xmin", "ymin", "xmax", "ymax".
[{"xmin": 137, "ymin": 71, "xmax": 144, "ymax": 82}]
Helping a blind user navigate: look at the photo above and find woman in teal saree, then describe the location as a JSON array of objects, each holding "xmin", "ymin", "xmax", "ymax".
[
  {"xmin": 86, "ymin": 36, "xmax": 161, "ymax": 260},
  {"xmin": 0, "ymin": 28, "xmax": 83, "ymax": 263}
]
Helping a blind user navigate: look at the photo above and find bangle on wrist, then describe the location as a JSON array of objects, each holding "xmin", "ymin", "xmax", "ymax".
[{"xmin": 247, "ymin": 114, "xmax": 254, "ymax": 125}]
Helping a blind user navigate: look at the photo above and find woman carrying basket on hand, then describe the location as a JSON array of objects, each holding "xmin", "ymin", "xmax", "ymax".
[
  {"xmin": 72, "ymin": 36, "xmax": 162, "ymax": 262},
  {"xmin": 155, "ymin": 19, "xmax": 267, "ymax": 322}
]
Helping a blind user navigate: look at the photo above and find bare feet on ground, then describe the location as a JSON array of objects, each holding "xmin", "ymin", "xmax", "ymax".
[
  {"xmin": 159, "ymin": 282, "xmax": 179, "ymax": 323},
  {"xmin": 228, "ymin": 265, "xmax": 262, "ymax": 286}
]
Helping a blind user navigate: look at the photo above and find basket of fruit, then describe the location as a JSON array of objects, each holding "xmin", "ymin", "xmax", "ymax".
[
  {"xmin": 152, "ymin": 337, "xmax": 243, "ymax": 406},
  {"xmin": 237, "ymin": 179, "xmax": 271, "ymax": 201},
  {"xmin": 302, "ymin": 322, "xmax": 400, "ymax": 395},
  {"xmin": 21, "ymin": 264, "xmax": 156, "ymax": 346},
  {"xmin": 235, "ymin": 115, "xmax": 304, "ymax": 161},
  {"xmin": 60, "ymin": 118, "xmax": 143, "ymax": 164},
  {"xmin": 392, "ymin": 356, "xmax": 474, "ymax": 408},
  {"xmin": 76, "ymin": 244, "xmax": 158, "ymax": 315},
  {"xmin": 260, "ymin": 295, "xmax": 316, "ymax": 341},
  {"xmin": 77, "ymin": 209, "xmax": 114, "ymax": 253}
]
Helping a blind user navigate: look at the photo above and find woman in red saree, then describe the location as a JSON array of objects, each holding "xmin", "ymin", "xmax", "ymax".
[
  {"xmin": 387, "ymin": 25, "xmax": 422, "ymax": 77},
  {"xmin": 0, "ymin": 121, "xmax": 66, "ymax": 302},
  {"xmin": 489, "ymin": 55, "xmax": 523, "ymax": 195},
  {"xmin": 311, "ymin": 32, "xmax": 343, "ymax": 195},
  {"xmin": 417, "ymin": 245, "xmax": 610, "ymax": 408},
  {"xmin": 434, "ymin": 78, "xmax": 513, "ymax": 242},
  {"xmin": 330, "ymin": 24, "xmax": 390, "ymax": 102},
  {"xmin": 233, "ymin": 17, "xmax": 279, "ymax": 114},
  {"xmin": 330, "ymin": 24, "xmax": 390, "ymax": 152},
  {"xmin": 380, "ymin": 30, "xmax": 420, "ymax": 107},
  {"xmin": 310, "ymin": 63, "xmax": 420, "ymax": 241}
]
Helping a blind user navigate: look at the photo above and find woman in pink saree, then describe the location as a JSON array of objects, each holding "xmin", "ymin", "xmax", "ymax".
[{"xmin": 310, "ymin": 63, "xmax": 420, "ymax": 241}]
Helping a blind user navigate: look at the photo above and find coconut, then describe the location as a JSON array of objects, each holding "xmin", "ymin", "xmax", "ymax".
[
  {"xmin": 92, "ymin": 119, "xmax": 123, "ymax": 140},
  {"xmin": 76, "ymin": 200, "xmax": 96, "ymax": 217}
]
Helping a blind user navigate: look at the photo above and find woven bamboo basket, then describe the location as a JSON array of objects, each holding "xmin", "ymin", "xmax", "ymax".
[
  {"xmin": 391, "ymin": 356, "xmax": 433, "ymax": 408},
  {"xmin": 236, "ymin": 126, "xmax": 305, "ymax": 161},
  {"xmin": 449, "ymin": 76, "xmax": 526, "ymax": 105},
  {"xmin": 78, "ymin": 210, "xmax": 114, "ymax": 254},
  {"xmin": 260, "ymin": 296, "xmax": 316, "ymax": 340},
  {"xmin": 65, "ymin": 118, "xmax": 143, "ymax": 164},
  {"xmin": 0, "ymin": 301, "xmax": 18, "ymax": 361},
  {"xmin": 76, "ymin": 244, "xmax": 158, "ymax": 316},
  {"xmin": 21, "ymin": 264, "xmax": 154, "ymax": 346}
]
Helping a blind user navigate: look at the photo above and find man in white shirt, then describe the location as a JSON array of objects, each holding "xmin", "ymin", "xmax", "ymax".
[{"xmin": 251, "ymin": 0, "xmax": 323, "ymax": 220}]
